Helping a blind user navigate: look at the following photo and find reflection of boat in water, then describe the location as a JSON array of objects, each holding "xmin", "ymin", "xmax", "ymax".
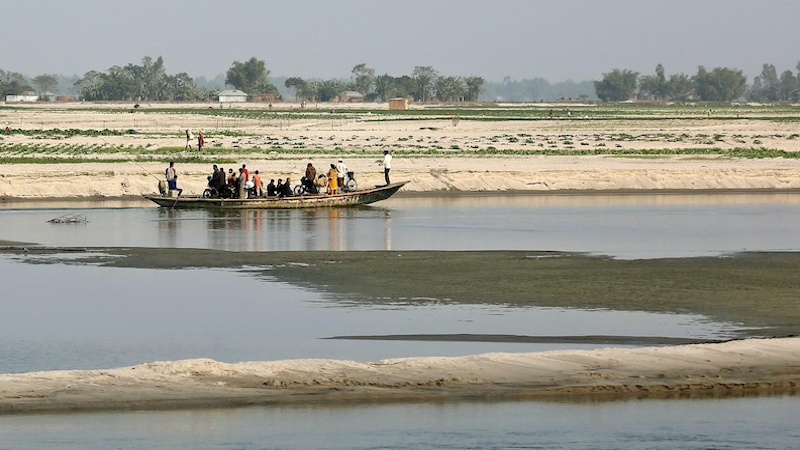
[{"xmin": 144, "ymin": 182, "xmax": 408, "ymax": 209}]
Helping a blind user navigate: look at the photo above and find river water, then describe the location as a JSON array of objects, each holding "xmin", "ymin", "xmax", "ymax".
[
  {"xmin": 1, "ymin": 192, "xmax": 799, "ymax": 257},
  {"xmin": 1, "ymin": 193, "xmax": 799, "ymax": 449}
]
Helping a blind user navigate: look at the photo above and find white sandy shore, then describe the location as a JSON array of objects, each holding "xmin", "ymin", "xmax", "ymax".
[
  {"xmin": 2, "ymin": 156, "xmax": 800, "ymax": 198},
  {"xmin": 1, "ymin": 338, "xmax": 798, "ymax": 414}
]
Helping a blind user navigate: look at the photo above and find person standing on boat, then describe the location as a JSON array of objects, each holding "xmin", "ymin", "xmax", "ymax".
[
  {"xmin": 165, "ymin": 162, "xmax": 182, "ymax": 196},
  {"xmin": 381, "ymin": 149, "xmax": 392, "ymax": 185},
  {"xmin": 238, "ymin": 168, "xmax": 247, "ymax": 199},
  {"xmin": 241, "ymin": 164, "xmax": 249, "ymax": 183},
  {"xmin": 253, "ymin": 170, "xmax": 263, "ymax": 197},
  {"xmin": 305, "ymin": 163, "xmax": 317, "ymax": 194},
  {"xmin": 228, "ymin": 168, "xmax": 237, "ymax": 196},
  {"xmin": 336, "ymin": 158, "xmax": 347, "ymax": 193},
  {"xmin": 327, "ymin": 164, "xmax": 339, "ymax": 195}
]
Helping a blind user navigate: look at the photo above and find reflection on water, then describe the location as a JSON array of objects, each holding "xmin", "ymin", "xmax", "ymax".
[
  {"xmin": 0, "ymin": 193, "xmax": 799, "ymax": 257},
  {"xmin": 1, "ymin": 394, "xmax": 798, "ymax": 449}
]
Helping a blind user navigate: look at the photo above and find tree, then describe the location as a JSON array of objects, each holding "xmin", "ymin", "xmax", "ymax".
[
  {"xmin": 373, "ymin": 74, "xmax": 394, "ymax": 102},
  {"xmin": 434, "ymin": 76, "xmax": 466, "ymax": 102},
  {"xmin": 693, "ymin": 66, "xmax": 747, "ymax": 101},
  {"xmin": 778, "ymin": 70, "xmax": 799, "ymax": 101},
  {"xmin": 284, "ymin": 77, "xmax": 307, "ymax": 101},
  {"xmin": 639, "ymin": 64, "xmax": 668, "ymax": 100},
  {"xmin": 314, "ymin": 79, "xmax": 347, "ymax": 102},
  {"xmin": 667, "ymin": 73, "xmax": 693, "ymax": 101},
  {"xmin": 464, "ymin": 76, "xmax": 485, "ymax": 102},
  {"xmin": 33, "ymin": 74, "xmax": 58, "ymax": 95},
  {"xmin": 225, "ymin": 57, "xmax": 277, "ymax": 95},
  {"xmin": 351, "ymin": 63, "xmax": 375, "ymax": 96},
  {"xmin": 750, "ymin": 63, "xmax": 779, "ymax": 101},
  {"xmin": 412, "ymin": 66, "xmax": 438, "ymax": 102},
  {"xmin": 0, "ymin": 69, "xmax": 32, "ymax": 97},
  {"xmin": 593, "ymin": 69, "xmax": 638, "ymax": 101}
]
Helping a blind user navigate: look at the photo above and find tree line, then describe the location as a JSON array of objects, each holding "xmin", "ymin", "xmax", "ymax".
[
  {"xmin": 284, "ymin": 64, "xmax": 485, "ymax": 103},
  {"xmin": 4, "ymin": 57, "xmax": 800, "ymax": 103},
  {"xmin": 594, "ymin": 62, "xmax": 800, "ymax": 102}
]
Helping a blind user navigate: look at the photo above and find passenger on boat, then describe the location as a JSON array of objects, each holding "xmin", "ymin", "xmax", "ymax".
[
  {"xmin": 253, "ymin": 170, "xmax": 263, "ymax": 197},
  {"xmin": 267, "ymin": 179, "xmax": 277, "ymax": 197},
  {"xmin": 327, "ymin": 164, "xmax": 339, "ymax": 194},
  {"xmin": 283, "ymin": 178, "xmax": 294, "ymax": 197},
  {"xmin": 336, "ymin": 158, "xmax": 347, "ymax": 193},
  {"xmin": 165, "ymin": 162, "xmax": 182, "ymax": 196},
  {"xmin": 305, "ymin": 163, "xmax": 318, "ymax": 194},
  {"xmin": 276, "ymin": 179, "xmax": 284, "ymax": 197},
  {"xmin": 241, "ymin": 164, "xmax": 249, "ymax": 183},
  {"xmin": 238, "ymin": 168, "xmax": 247, "ymax": 199}
]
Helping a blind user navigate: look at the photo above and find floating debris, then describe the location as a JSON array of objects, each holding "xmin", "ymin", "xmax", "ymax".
[{"xmin": 47, "ymin": 214, "xmax": 89, "ymax": 224}]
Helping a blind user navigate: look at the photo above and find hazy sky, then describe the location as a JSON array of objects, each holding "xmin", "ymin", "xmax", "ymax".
[{"xmin": 2, "ymin": 0, "xmax": 798, "ymax": 81}]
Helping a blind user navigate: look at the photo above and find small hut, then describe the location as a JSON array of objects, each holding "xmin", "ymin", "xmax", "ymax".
[
  {"xmin": 389, "ymin": 98, "xmax": 409, "ymax": 110},
  {"xmin": 218, "ymin": 89, "xmax": 248, "ymax": 103},
  {"xmin": 5, "ymin": 91, "xmax": 39, "ymax": 103}
]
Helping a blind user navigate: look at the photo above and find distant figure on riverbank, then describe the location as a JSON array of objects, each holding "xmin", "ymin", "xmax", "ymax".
[
  {"xmin": 185, "ymin": 129, "xmax": 193, "ymax": 150},
  {"xmin": 198, "ymin": 130, "xmax": 205, "ymax": 151}
]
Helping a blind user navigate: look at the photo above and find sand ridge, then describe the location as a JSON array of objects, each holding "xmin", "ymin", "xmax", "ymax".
[{"xmin": 2, "ymin": 337, "xmax": 799, "ymax": 414}]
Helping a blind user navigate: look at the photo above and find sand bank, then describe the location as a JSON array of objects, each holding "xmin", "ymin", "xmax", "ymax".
[
  {"xmin": 1, "ymin": 337, "xmax": 798, "ymax": 414},
  {"xmin": 2, "ymin": 156, "xmax": 800, "ymax": 198}
]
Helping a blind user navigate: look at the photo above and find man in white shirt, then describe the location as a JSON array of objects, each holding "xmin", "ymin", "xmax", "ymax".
[
  {"xmin": 382, "ymin": 150, "xmax": 392, "ymax": 185},
  {"xmin": 165, "ymin": 161, "xmax": 182, "ymax": 196},
  {"xmin": 336, "ymin": 158, "xmax": 347, "ymax": 192}
]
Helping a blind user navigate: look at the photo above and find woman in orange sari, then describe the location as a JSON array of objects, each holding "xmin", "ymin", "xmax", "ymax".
[{"xmin": 327, "ymin": 164, "xmax": 339, "ymax": 194}]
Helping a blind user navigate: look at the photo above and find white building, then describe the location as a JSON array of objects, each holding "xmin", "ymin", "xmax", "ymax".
[
  {"xmin": 218, "ymin": 89, "xmax": 248, "ymax": 103},
  {"xmin": 5, "ymin": 91, "xmax": 39, "ymax": 103}
]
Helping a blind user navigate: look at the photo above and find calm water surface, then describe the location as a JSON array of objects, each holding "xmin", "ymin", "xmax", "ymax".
[
  {"xmin": 1, "ymin": 193, "xmax": 799, "ymax": 257},
  {"xmin": 1, "ymin": 395, "xmax": 798, "ymax": 450}
]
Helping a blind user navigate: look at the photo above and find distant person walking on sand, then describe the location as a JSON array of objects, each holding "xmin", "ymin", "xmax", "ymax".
[
  {"xmin": 165, "ymin": 162, "xmax": 182, "ymax": 196},
  {"xmin": 381, "ymin": 149, "xmax": 392, "ymax": 185},
  {"xmin": 185, "ymin": 129, "xmax": 193, "ymax": 150},
  {"xmin": 197, "ymin": 130, "xmax": 205, "ymax": 151}
]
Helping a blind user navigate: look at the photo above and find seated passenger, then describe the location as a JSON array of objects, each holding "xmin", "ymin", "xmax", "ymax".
[
  {"xmin": 276, "ymin": 179, "xmax": 284, "ymax": 197},
  {"xmin": 267, "ymin": 179, "xmax": 276, "ymax": 197},
  {"xmin": 283, "ymin": 177, "xmax": 293, "ymax": 197}
]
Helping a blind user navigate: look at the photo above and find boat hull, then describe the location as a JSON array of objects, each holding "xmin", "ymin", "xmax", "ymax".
[{"xmin": 144, "ymin": 181, "xmax": 408, "ymax": 209}]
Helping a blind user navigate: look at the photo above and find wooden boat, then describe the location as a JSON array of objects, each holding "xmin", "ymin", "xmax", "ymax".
[{"xmin": 144, "ymin": 181, "xmax": 408, "ymax": 209}]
